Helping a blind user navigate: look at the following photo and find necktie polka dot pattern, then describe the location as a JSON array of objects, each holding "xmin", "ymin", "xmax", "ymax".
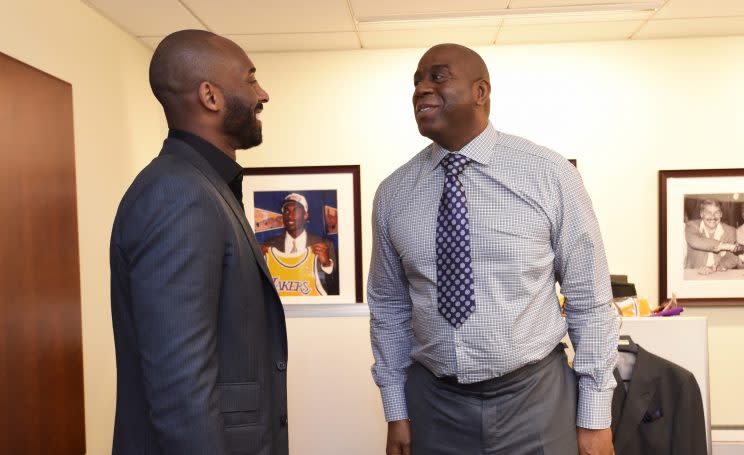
[{"xmin": 437, "ymin": 153, "xmax": 475, "ymax": 328}]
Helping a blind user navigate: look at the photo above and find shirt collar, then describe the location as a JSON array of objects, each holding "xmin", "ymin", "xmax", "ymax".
[
  {"xmin": 428, "ymin": 123, "xmax": 499, "ymax": 172},
  {"xmin": 168, "ymin": 129, "xmax": 243, "ymax": 185},
  {"xmin": 699, "ymin": 220, "xmax": 724, "ymax": 240},
  {"xmin": 285, "ymin": 230, "xmax": 308, "ymax": 251}
]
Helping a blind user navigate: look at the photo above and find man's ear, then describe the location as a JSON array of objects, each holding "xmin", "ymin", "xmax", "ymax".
[
  {"xmin": 473, "ymin": 79, "xmax": 491, "ymax": 107},
  {"xmin": 198, "ymin": 81, "xmax": 221, "ymax": 112}
]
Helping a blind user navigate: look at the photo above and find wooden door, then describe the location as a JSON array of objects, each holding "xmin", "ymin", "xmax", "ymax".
[{"xmin": 0, "ymin": 51, "xmax": 85, "ymax": 454}]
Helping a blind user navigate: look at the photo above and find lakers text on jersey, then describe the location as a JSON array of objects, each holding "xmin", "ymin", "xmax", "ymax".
[{"xmin": 265, "ymin": 246, "xmax": 328, "ymax": 296}]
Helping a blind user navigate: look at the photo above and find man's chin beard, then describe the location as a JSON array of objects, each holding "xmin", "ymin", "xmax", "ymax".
[{"xmin": 235, "ymin": 128, "xmax": 262, "ymax": 150}]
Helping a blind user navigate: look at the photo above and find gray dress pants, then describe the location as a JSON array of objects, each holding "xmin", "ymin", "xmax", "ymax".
[{"xmin": 405, "ymin": 345, "xmax": 579, "ymax": 455}]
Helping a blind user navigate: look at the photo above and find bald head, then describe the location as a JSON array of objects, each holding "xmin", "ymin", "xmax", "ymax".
[
  {"xmin": 413, "ymin": 43, "xmax": 492, "ymax": 151},
  {"xmin": 422, "ymin": 43, "xmax": 490, "ymax": 116},
  {"xmin": 149, "ymin": 30, "xmax": 243, "ymax": 112},
  {"xmin": 425, "ymin": 43, "xmax": 490, "ymax": 85},
  {"xmin": 148, "ymin": 29, "xmax": 269, "ymax": 157}
]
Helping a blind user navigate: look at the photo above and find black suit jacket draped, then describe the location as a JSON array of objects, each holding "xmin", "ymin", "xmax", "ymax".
[
  {"xmin": 611, "ymin": 345, "xmax": 706, "ymax": 455},
  {"xmin": 110, "ymin": 138, "xmax": 288, "ymax": 455}
]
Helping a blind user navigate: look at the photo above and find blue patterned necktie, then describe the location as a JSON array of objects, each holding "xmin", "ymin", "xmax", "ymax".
[{"xmin": 437, "ymin": 153, "xmax": 475, "ymax": 328}]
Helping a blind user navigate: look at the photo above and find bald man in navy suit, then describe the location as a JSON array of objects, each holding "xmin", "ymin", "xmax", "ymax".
[{"xmin": 110, "ymin": 30, "xmax": 287, "ymax": 455}]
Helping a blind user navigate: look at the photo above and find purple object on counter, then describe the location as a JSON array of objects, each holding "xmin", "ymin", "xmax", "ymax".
[{"xmin": 650, "ymin": 307, "xmax": 684, "ymax": 317}]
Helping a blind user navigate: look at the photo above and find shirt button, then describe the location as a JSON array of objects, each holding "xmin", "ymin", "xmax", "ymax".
[{"xmin": 276, "ymin": 360, "xmax": 287, "ymax": 371}]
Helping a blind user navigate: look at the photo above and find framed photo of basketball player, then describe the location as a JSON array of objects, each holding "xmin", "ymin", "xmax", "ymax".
[
  {"xmin": 243, "ymin": 165, "xmax": 362, "ymax": 304},
  {"xmin": 659, "ymin": 168, "xmax": 744, "ymax": 306}
]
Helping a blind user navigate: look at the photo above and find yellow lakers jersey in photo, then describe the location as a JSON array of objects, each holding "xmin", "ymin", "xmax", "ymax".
[{"xmin": 266, "ymin": 247, "xmax": 327, "ymax": 296}]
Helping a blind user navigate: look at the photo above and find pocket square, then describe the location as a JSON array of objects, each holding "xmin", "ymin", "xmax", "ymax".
[{"xmin": 642, "ymin": 408, "xmax": 663, "ymax": 423}]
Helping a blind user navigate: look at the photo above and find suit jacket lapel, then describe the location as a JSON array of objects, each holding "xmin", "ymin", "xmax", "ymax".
[
  {"xmin": 613, "ymin": 346, "xmax": 655, "ymax": 454},
  {"xmin": 161, "ymin": 138, "xmax": 273, "ymax": 282}
]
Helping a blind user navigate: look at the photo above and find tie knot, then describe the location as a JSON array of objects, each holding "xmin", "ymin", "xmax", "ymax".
[{"xmin": 441, "ymin": 153, "xmax": 470, "ymax": 176}]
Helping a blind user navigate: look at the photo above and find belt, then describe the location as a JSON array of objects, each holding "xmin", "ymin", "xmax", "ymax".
[{"xmin": 433, "ymin": 343, "xmax": 567, "ymax": 392}]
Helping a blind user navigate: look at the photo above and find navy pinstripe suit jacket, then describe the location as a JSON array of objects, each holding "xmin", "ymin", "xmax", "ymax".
[{"xmin": 110, "ymin": 138, "xmax": 288, "ymax": 455}]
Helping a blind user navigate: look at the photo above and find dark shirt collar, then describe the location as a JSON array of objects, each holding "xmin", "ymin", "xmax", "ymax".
[
  {"xmin": 168, "ymin": 129, "xmax": 242, "ymax": 183},
  {"xmin": 168, "ymin": 129, "xmax": 244, "ymax": 209}
]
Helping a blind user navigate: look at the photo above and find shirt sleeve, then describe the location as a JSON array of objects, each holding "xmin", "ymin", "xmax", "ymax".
[
  {"xmin": 552, "ymin": 160, "xmax": 619, "ymax": 429},
  {"xmin": 368, "ymin": 183, "xmax": 415, "ymax": 422}
]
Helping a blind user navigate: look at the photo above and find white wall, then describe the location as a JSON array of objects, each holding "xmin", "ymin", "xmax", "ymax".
[
  {"xmin": 1, "ymin": 1, "xmax": 164, "ymax": 453},
  {"xmin": 245, "ymin": 38, "xmax": 744, "ymax": 426},
  {"xmin": 285, "ymin": 315, "xmax": 386, "ymax": 455}
]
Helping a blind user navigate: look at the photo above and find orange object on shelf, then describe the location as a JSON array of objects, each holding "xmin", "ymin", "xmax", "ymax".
[{"xmin": 615, "ymin": 297, "xmax": 651, "ymax": 317}]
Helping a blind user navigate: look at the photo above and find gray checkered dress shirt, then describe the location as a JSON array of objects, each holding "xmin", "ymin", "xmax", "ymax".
[{"xmin": 368, "ymin": 123, "xmax": 619, "ymax": 429}]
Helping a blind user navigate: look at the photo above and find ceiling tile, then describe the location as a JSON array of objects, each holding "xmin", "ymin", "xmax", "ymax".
[
  {"xmin": 351, "ymin": 0, "xmax": 509, "ymax": 19},
  {"xmin": 359, "ymin": 27, "xmax": 498, "ymax": 49},
  {"xmin": 509, "ymin": 0, "xmax": 653, "ymax": 7},
  {"xmin": 654, "ymin": 0, "xmax": 744, "ymax": 20},
  {"xmin": 140, "ymin": 33, "xmax": 360, "ymax": 53},
  {"xmin": 227, "ymin": 33, "xmax": 360, "ymax": 53},
  {"xmin": 86, "ymin": 0, "xmax": 744, "ymax": 51},
  {"xmin": 634, "ymin": 16, "xmax": 744, "ymax": 39},
  {"xmin": 358, "ymin": 17, "xmax": 502, "ymax": 32},
  {"xmin": 84, "ymin": 0, "xmax": 205, "ymax": 36},
  {"xmin": 503, "ymin": 10, "xmax": 651, "ymax": 25},
  {"xmin": 182, "ymin": 0, "xmax": 355, "ymax": 34},
  {"xmin": 497, "ymin": 20, "xmax": 643, "ymax": 44}
]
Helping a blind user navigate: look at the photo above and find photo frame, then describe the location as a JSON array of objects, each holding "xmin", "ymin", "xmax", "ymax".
[
  {"xmin": 243, "ymin": 165, "xmax": 362, "ymax": 304},
  {"xmin": 659, "ymin": 169, "xmax": 744, "ymax": 306}
]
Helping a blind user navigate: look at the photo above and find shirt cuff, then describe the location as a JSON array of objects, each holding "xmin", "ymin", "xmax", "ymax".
[
  {"xmin": 380, "ymin": 384, "xmax": 409, "ymax": 422},
  {"xmin": 576, "ymin": 385, "xmax": 613, "ymax": 429}
]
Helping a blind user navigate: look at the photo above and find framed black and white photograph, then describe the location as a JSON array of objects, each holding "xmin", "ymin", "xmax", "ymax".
[
  {"xmin": 243, "ymin": 165, "xmax": 362, "ymax": 304},
  {"xmin": 659, "ymin": 169, "xmax": 744, "ymax": 306}
]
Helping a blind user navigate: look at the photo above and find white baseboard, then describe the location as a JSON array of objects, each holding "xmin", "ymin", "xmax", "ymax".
[
  {"xmin": 712, "ymin": 442, "xmax": 744, "ymax": 455},
  {"xmin": 713, "ymin": 429, "xmax": 744, "ymax": 442},
  {"xmin": 712, "ymin": 429, "xmax": 744, "ymax": 455}
]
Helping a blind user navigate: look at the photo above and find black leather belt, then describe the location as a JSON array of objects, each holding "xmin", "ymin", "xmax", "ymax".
[{"xmin": 434, "ymin": 343, "xmax": 567, "ymax": 391}]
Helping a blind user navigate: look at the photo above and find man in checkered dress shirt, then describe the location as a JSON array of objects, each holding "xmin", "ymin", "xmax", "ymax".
[{"xmin": 369, "ymin": 43, "xmax": 619, "ymax": 455}]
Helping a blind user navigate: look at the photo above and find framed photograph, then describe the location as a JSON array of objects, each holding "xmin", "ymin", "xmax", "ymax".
[
  {"xmin": 659, "ymin": 169, "xmax": 744, "ymax": 306},
  {"xmin": 243, "ymin": 165, "xmax": 362, "ymax": 304}
]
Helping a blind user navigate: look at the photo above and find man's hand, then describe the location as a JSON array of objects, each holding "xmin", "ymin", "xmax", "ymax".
[
  {"xmin": 311, "ymin": 242, "xmax": 332, "ymax": 268},
  {"xmin": 577, "ymin": 427, "xmax": 614, "ymax": 455},
  {"xmin": 386, "ymin": 420, "xmax": 411, "ymax": 455},
  {"xmin": 260, "ymin": 244, "xmax": 268, "ymax": 255}
]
